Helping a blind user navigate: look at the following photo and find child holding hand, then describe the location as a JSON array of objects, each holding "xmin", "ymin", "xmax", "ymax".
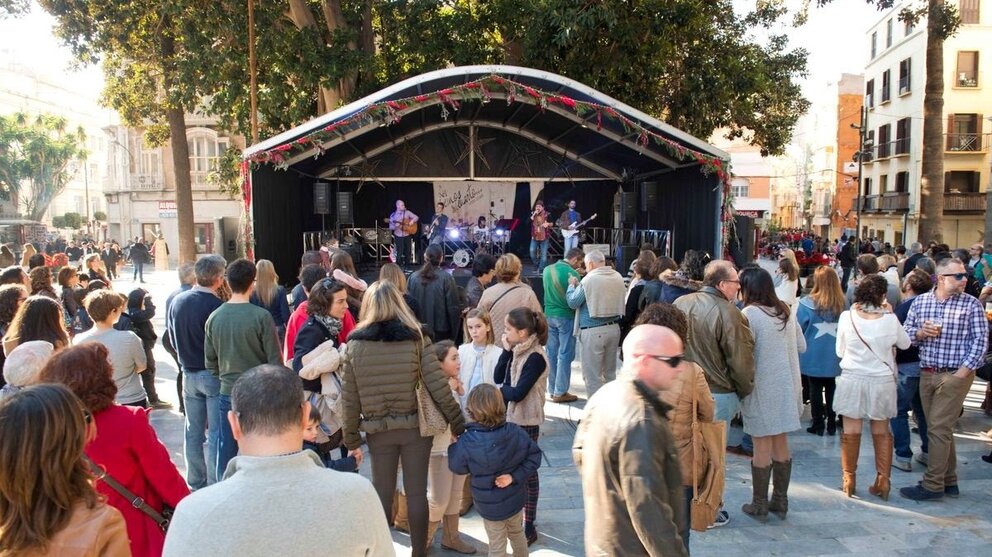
[{"xmin": 303, "ymin": 406, "xmax": 360, "ymax": 472}]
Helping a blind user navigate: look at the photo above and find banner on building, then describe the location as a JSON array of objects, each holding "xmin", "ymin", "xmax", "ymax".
[
  {"xmin": 432, "ymin": 181, "xmax": 516, "ymax": 227},
  {"xmin": 158, "ymin": 201, "xmax": 177, "ymax": 218}
]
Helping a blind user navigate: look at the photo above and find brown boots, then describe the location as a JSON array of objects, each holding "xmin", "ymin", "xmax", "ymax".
[
  {"xmin": 868, "ymin": 432, "xmax": 893, "ymax": 501},
  {"xmin": 441, "ymin": 514, "xmax": 477, "ymax": 554},
  {"xmin": 741, "ymin": 463, "xmax": 771, "ymax": 522},
  {"xmin": 393, "ymin": 490, "xmax": 409, "ymax": 532},
  {"xmin": 840, "ymin": 433, "xmax": 861, "ymax": 497},
  {"xmin": 767, "ymin": 459, "xmax": 792, "ymax": 519}
]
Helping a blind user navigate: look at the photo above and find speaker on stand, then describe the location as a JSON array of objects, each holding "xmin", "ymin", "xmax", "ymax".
[
  {"xmin": 620, "ymin": 191, "xmax": 638, "ymax": 225},
  {"xmin": 640, "ymin": 181, "xmax": 658, "ymax": 229}
]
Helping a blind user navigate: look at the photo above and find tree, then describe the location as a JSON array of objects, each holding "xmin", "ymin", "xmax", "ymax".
[
  {"xmin": 38, "ymin": 1, "xmax": 202, "ymax": 264},
  {"xmin": 51, "ymin": 215, "xmax": 66, "ymax": 229},
  {"xmin": 818, "ymin": 0, "xmax": 960, "ymax": 242},
  {"xmin": 62, "ymin": 212, "xmax": 83, "ymax": 230},
  {"xmin": 0, "ymin": 0, "xmax": 28, "ymax": 18},
  {"xmin": 93, "ymin": 210, "xmax": 107, "ymax": 222},
  {"xmin": 0, "ymin": 112, "xmax": 86, "ymax": 221}
]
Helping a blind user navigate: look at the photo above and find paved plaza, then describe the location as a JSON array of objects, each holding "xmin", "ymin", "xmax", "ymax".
[{"xmin": 127, "ymin": 269, "xmax": 992, "ymax": 556}]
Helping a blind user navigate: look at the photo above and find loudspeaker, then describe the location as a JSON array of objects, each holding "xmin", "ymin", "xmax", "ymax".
[
  {"xmin": 640, "ymin": 181, "xmax": 659, "ymax": 212},
  {"xmin": 336, "ymin": 192, "xmax": 353, "ymax": 223},
  {"xmin": 615, "ymin": 244, "xmax": 640, "ymax": 274},
  {"xmin": 620, "ymin": 192, "xmax": 638, "ymax": 224},
  {"xmin": 313, "ymin": 182, "xmax": 331, "ymax": 215}
]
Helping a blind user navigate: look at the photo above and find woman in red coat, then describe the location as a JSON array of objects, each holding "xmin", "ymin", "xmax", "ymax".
[{"xmin": 40, "ymin": 342, "xmax": 190, "ymax": 557}]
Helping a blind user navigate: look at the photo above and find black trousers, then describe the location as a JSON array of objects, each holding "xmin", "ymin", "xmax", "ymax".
[
  {"xmin": 808, "ymin": 376, "xmax": 837, "ymax": 426},
  {"xmin": 395, "ymin": 235, "xmax": 413, "ymax": 267}
]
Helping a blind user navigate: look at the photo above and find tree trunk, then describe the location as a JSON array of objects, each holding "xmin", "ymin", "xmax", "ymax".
[
  {"xmin": 288, "ymin": 0, "xmax": 345, "ymax": 112},
  {"xmin": 160, "ymin": 28, "xmax": 196, "ymax": 265},
  {"xmin": 918, "ymin": 0, "xmax": 945, "ymax": 243},
  {"xmin": 322, "ymin": 0, "xmax": 356, "ymax": 105}
]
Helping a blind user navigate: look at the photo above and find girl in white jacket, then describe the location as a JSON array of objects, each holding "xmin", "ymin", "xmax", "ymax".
[{"xmin": 458, "ymin": 309, "xmax": 502, "ymax": 409}]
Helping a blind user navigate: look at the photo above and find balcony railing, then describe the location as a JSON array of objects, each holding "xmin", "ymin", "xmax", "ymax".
[
  {"xmin": 898, "ymin": 76, "xmax": 911, "ymax": 95},
  {"xmin": 860, "ymin": 192, "xmax": 910, "ymax": 212},
  {"xmin": 945, "ymin": 133, "xmax": 990, "ymax": 152},
  {"xmin": 957, "ymin": 71, "xmax": 979, "ymax": 88},
  {"xmin": 881, "ymin": 85, "xmax": 891, "ymax": 103},
  {"xmin": 129, "ymin": 174, "xmax": 164, "ymax": 191},
  {"xmin": 944, "ymin": 192, "xmax": 986, "ymax": 212}
]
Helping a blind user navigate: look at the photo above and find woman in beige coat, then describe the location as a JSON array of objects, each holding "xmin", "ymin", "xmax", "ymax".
[{"xmin": 477, "ymin": 254, "xmax": 541, "ymax": 341}]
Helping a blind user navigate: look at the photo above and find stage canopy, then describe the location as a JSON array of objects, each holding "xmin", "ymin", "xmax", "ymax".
[{"xmin": 242, "ymin": 65, "xmax": 733, "ymax": 279}]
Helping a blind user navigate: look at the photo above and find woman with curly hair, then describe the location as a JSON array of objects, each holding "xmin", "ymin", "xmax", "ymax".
[
  {"xmin": 40, "ymin": 343, "xmax": 189, "ymax": 557},
  {"xmin": 2, "ymin": 295, "xmax": 70, "ymax": 356},
  {"xmin": 29, "ymin": 266, "xmax": 58, "ymax": 300}
]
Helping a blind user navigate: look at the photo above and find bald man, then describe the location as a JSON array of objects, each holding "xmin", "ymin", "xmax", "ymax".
[{"xmin": 573, "ymin": 325, "xmax": 688, "ymax": 557}]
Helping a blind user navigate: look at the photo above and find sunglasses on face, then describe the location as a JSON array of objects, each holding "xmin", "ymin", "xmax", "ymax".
[
  {"xmin": 939, "ymin": 273, "xmax": 968, "ymax": 281},
  {"xmin": 639, "ymin": 354, "xmax": 684, "ymax": 368}
]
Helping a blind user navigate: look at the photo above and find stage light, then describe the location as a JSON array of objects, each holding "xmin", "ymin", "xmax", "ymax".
[
  {"xmin": 495, "ymin": 229, "xmax": 505, "ymax": 237},
  {"xmin": 449, "ymin": 228, "xmax": 460, "ymax": 239}
]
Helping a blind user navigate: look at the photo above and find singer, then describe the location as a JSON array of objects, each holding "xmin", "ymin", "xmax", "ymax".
[{"xmin": 530, "ymin": 200, "xmax": 552, "ymax": 272}]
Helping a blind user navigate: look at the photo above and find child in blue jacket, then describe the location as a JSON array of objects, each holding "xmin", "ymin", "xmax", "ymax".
[{"xmin": 449, "ymin": 384, "xmax": 542, "ymax": 556}]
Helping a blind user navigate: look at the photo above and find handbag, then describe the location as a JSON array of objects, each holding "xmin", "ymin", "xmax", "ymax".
[
  {"xmin": 415, "ymin": 340, "xmax": 448, "ymax": 437},
  {"xmin": 689, "ymin": 373, "xmax": 726, "ymax": 532},
  {"xmin": 83, "ymin": 456, "xmax": 172, "ymax": 533},
  {"xmin": 849, "ymin": 309, "xmax": 896, "ymax": 375}
]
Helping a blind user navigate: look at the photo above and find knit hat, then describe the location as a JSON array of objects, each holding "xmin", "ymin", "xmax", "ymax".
[{"xmin": 3, "ymin": 340, "xmax": 55, "ymax": 387}]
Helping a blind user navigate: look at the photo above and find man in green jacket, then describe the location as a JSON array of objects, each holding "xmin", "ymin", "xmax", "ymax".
[
  {"xmin": 205, "ymin": 259, "xmax": 282, "ymax": 480},
  {"xmin": 542, "ymin": 247, "xmax": 584, "ymax": 403}
]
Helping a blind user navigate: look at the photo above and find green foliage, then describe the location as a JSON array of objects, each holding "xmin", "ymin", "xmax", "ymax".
[
  {"xmin": 207, "ymin": 147, "xmax": 243, "ymax": 198},
  {"xmin": 0, "ymin": 112, "xmax": 86, "ymax": 220},
  {"xmin": 93, "ymin": 210, "xmax": 107, "ymax": 221},
  {"xmin": 51, "ymin": 215, "xmax": 66, "ymax": 229},
  {"xmin": 62, "ymin": 212, "xmax": 83, "ymax": 229}
]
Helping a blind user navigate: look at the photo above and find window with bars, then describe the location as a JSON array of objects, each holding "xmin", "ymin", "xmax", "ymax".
[
  {"xmin": 898, "ymin": 58, "xmax": 911, "ymax": 94},
  {"xmin": 895, "ymin": 171, "xmax": 909, "ymax": 193},
  {"xmin": 881, "ymin": 70, "xmax": 891, "ymax": 103},
  {"xmin": 960, "ymin": 0, "xmax": 980, "ymax": 24},
  {"xmin": 895, "ymin": 118, "xmax": 911, "ymax": 154},
  {"xmin": 877, "ymin": 124, "xmax": 892, "ymax": 157},
  {"xmin": 956, "ymin": 51, "xmax": 979, "ymax": 87},
  {"xmin": 866, "ymin": 79, "xmax": 875, "ymax": 108}
]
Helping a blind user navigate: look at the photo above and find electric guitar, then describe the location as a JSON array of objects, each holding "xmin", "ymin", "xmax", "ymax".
[{"xmin": 561, "ymin": 213, "xmax": 597, "ymax": 239}]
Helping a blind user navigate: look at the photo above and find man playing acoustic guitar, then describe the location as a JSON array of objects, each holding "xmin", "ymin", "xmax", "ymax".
[{"xmin": 389, "ymin": 199, "xmax": 419, "ymax": 267}]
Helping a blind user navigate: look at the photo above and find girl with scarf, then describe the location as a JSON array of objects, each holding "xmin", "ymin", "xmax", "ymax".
[{"xmin": 493, "ymin": 307, "xmax": 549, "ymax": 546}]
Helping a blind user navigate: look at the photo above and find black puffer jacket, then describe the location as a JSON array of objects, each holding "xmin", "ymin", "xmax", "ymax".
[{"xmin": 340, "ymin": 319, "xmax": 465, "ymax": 449}]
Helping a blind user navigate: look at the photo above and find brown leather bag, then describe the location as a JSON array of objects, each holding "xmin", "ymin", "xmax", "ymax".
[{"xmin": 689, "ymin": 375, "xmax": 726, "ymax": 532}]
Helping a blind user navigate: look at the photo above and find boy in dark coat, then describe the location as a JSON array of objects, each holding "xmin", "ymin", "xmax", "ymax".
[{"xmin": 448, "ymin": 384, "xmax": 542, "ymax": 555}]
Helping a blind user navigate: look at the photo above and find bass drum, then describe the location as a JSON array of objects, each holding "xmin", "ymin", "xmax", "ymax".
[{"xmin": 452, "ymin": 249, "xmax": 474, "ymax": 268}]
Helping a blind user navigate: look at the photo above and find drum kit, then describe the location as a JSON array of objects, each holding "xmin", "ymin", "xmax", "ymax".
[{"xmin": 438, "ymin": 220, "xmax": 508, "ymax": 268}]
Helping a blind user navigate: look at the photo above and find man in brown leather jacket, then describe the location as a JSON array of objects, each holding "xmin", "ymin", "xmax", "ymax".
[{"xmin": 573, "ymin": 325, "xmax": 688, "ymax": 557}]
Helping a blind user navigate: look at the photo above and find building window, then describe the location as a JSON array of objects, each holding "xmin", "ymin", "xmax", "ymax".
[
  {"xmin": 895, "ymin": 171, "xmax": 909, "ymax": 193},
  {"xmin": 886, "ymin": 19, "xmax": 893, "ymax": 47},
  {"xmin": 194, "ymin": 223, "xmax": 214, "ymax": 254},
  {"xmin": 141, "ymin": 223, "xmax": 162, "ymax": 244},
  {"xmin": 864, "ymin": 177, "xmax": 873, "ymax": 196},
  {"xmin": 905, "ymin": 18, "xmax": 914, "ymax": 35},
  {"xmin": 898, "ymin": 58, "xmax": 911, "ymax": 94},
  {"xmin": 877, "ymin": 123, "xmax": 892, "ymax": 158},
  {"xmin": 731, "ymin": 178, "xmax": 749, "ymax": 199},
  {"xmin": 946, "ymin": 113, "xmax": 983, "ymax": 151},
  {"xmin": 945, "ymin": 170, "xmax": 981, "ymax": 192},
  {"xmin": 881, "ymin": 70, "xmax": 891, "ymax": 103},
  {"xmin": 960, "ymin": 0, "xmax": 980, "ymax": 24},
  {"xmin": 895, "ymin": 117, "xmax": 911, "ymax": 154},
  {"xmin": 866, "ymin": 79, "xmax": 875, "ymax": 108},
  {"xmin": 957, "ymin": 51, "xmax": 979, "ymax": 87},
  {"xmin": 879, "ymin": 174, "xmax": 889, "ymax": 194},
  {"xmin": 871, "ymin": 32, "xmax": 877, "ymax": 58},
  {"xmin": 187, "ymin": 130, "xmax": 230, "ymax": 186}
]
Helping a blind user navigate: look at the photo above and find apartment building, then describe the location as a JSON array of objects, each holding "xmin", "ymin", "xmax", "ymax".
[
  {"xmin": 860, "ymin": 0, "xmax": 991, "ymax": 247},
  {"xmin": 832, "ymin": 74, "xmax": 864, "ymax": 240}
]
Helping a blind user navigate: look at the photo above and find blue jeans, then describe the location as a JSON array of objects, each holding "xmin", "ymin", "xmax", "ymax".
[
  {"xmin": 563, "ymin": 234, "xmax": 579, "ymax": 254},
  {"xmin": 713, "ymin": 392, "xmax": 742, "ymax": 448},
  {"xmin": 217, "ymin": 394, "xmax": 238, "ymax": 480},
  {"xmin": 681, "ymin": 486, "xmax": 692, "ymax": 555},
  {"xmin": 529, "ymin": 239, "xmax": 549, "ymax": 271},
  {"xmin": 133, "ymin": 261, "xmax": 144, "ymax": 281},
  {"xmin": 891, "ymin": 372, "xmax": 928, "ymax": 459},
  {"xmin": 183, "ymin": 370, "xmax": 221, "ymax": 490},
  {"xmin": 545, "ymin": 316, "xmax": 576, "ymax": 397}
]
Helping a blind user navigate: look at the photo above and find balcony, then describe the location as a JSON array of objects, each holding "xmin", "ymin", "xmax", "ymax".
[
  {"xmin": 898, "ymin": 76, "xmax": 911, "ymax": 95},
  {"xmin": 956, "ymin": 71, "xmax": 979, "ymax": 88},
  {"xmin": 945, "ymin": 133, "xmax": 990, "ymax": 153},
  {"xmin": 944, "ymin": 192, "xmax": 986, "ymax": 212},
  {"xmin": 860, "ymin": 192, "xmax": 910, "ymax": 212},
  {"xmin": 129, "ymin": 174, "xmax": 164, "ymax": 191}
]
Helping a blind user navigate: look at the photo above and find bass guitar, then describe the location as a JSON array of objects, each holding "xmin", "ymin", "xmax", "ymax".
[{"xmin": 561, "ymin": 213, "xmax": 597, "ymax": 239}]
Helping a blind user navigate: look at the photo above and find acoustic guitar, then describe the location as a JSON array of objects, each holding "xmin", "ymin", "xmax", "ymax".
[
  {"xmin": 383, "ymin": 215, "xmax": 418, "ymax": 235},
  {"xmin": 561, "ymin": 213, "xmax": 597, "ymax": 239}
]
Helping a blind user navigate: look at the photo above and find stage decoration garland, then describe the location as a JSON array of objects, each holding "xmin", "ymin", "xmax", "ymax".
[{"xmin": 241, "ymin": 74, "xmax": 736, "ymax": 256}]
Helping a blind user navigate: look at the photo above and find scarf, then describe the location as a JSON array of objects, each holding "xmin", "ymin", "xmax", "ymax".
[{"xmin": 315, "ymin": 314, "xmax": 343, "ymax": 339}]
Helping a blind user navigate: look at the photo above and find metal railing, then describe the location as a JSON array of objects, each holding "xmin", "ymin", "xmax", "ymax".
[
  {"xmin": 956, "ymin": 71, "xmax": 979, "ymax": 88},
  {"xmin": 944, "ymin": 192, "xmax": 986, "ymax": 212},
  {"xmin": 860, "ymin": 192, "xmax": 910, "ymax": 212},
  {"xmin": 898, "ymin": 76, "xmax": 911, "ymax": 95},
  {"xmin": 945, "ymin": 133, "xmax": 990, "ymax": 152}
]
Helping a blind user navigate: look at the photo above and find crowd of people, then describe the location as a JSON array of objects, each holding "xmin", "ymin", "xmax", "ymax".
[{"xmin": 1, "ymin": 230, "xmax": 990, "ymax": 557}]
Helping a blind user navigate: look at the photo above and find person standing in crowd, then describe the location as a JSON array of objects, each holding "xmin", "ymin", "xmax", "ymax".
[
  {"xmin": 657, "ymin": 250, "xmax": 707, "ymax": 305},
  {"xmin": 637, "ymin": 256, "xmax": 677, "ymax": 308},
  {"xmin": 891, "ymin": 269, "xmax": 932, "ymax": 472},
  {"xmin": 58, "ymin": 267, "xmax": 84, "ymax": 335},
  {"xmin": 389, "ymin": 199, "xmax": 419, "ymax": 268},
  {"xmin": 542, "ymin": 247, "xmax": 583, "ymax": 404},
  {"xmin": 899, "ymin": 257, "xmax": 988, "ymax": 500},
  {"xmin": 407, "ymin": 244, "xmax": 462, "ymax": 342},
  {"xmin": 426, "ymin": 202, "xmax": 449, "ymax": 247},
  {"xmin": 465, "ymin": 253, "xmax": 497, "ymax": 311},
  {"xmin": 290, "ymin": 251, "xmax": 325, "ymax": 310},
  {"xmin": 902, "ymin": 242, "xmax": 924, "ymax": 278},
  {"xmin": 152, "ymin": 235, "xmax": 170, "ymax": 272},
  {"xmin": 101, "ymin": 242, "xmax": 119, "ymax": 281},
  {"xmin": 425, "ymin": 340, "xmax": 476, "ymax": 554},
  {"xmin": 634, "ymin": 303, "xmax": 717, "ymax": 550},
  {"xmin": 285, "ymin": 264, "xmax": 353, "ymax": 363},
  {"xmin": 163, "ymin": 365, "xmax": 395, "ymax": 557},
  {"xmin": 164, "ymin": 263, "xmax": 196, "ymax": 414},
  {"xmin": 738, "ymin": 267, "xmax": 805, "ymax": 521},
  {"xmin": 379, "ymin": 261, "xmax": 420, "ymax": 316},
  {"xmin": 0, "ymin": 266, "xmax": 30, "ymax": 288},
  {"xmin": 971, "ymin": 243, "xmax": 992, "ymax": 281},
  {"xmin": 773, "ymin": 254, "xmax": 800, "ymax": 312},
  {"xmin": 797, "ymin": 265, "xmax": 846, "ymax": 436},
  {"xmin": 330, "ymin": 250, "xmax": 367, "ymax": 317},
  {"xmin": 839, "ymin": 236, "xmax": 858, "ymax": 293},
  {"xmin": 75, "ymin": 290, "xmax": 148, "ymax": 408},
  {"xmin": 250, "ymin": 259, "xmax": 291, "ymax": 349},
  {"xmin": 340, "ymin": 281, "xmax": 464, "ymax": 557},
  {"xmin": 85, "ymin": 253, "xmax": 111, "ymax": 286},
  {"xmin": 846, "ymin": 254, "xmax": 901, "ymax": 307},
  {"xmin": 3, "ymin": 295, "xmax": 71, "ymax": 356},
  {"xmin": 29, "ymin": 266, "xmax": 57, "ymax": 299},
  {"xmin": 574, "ymin": 325, "xmax": 689, "ymax": 557},
  {"xmin": 205, "ymin": 259, "xmax": 283, "ymax": 480},
  {"xmin": 675, "ymin": 260, "xmax": 755, "ymax": 464},
  {"xmin": 0, "ymin": 244, "xmax": 16, "ymax": 267},
  {"xmin": 478, "ymin": 254, "xmax": 541, "ymax": 341},
  {"xmin": 556, "ymin": 199, "xmax": 583, "ymax": 253},
  {"xmin": 529, "ymin": 200, "xmax": 553, "ymax": 273},
  {"xmin": 167, "ymin": 255, "xmax": 226, "ymax": 490},
  {"xmin": 566, "ymin": 250, "xmax": 625, "ymax": 396},
  {"xmin": 0, "ymin": 341, "xmax": 52, "ymax": 402},
  {"xmin": 494, "ymin": 308, "xmax": 549, "ymax": 545},
  {"xmin": 40, "ymin": 343, "xmax": 190, "ymax": 557},
  {"xmin": 130, "ymin": 239, "xmax": 150, "ymax": 283},
  {"xmin": 0, "ymin": 284, "xmax": 27, "ymax": 389},
  {"xmin": 118, "ymin": 288, "xmax": 170, "ymax": 409},
  {"xmin": 0, "ymin": 384, "xmax": 131, "ymax": 556},
  {"xmin": 65, "ymin": 240, "xmax": 83, "ymax": 269},
  {"xmin": 458, "ymin": 309, "xmax": 500, "ymax": 409},
  {"xmin": 834, "ymin": 275, "xmax": 911, "ymax": 500},
  {"xmin": 448, "ymin": 384, "xmax": 543, "ymax": 557},
  {"xmin": 621, "ymin": 252, "xmax": 657, "ymax": 341},
  {"xmin": 19, "ymin": 242, "xmax": 36, "ymax": 268}
]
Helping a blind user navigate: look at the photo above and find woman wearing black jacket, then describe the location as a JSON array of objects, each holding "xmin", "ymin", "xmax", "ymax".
[
  {"xmin": 292, "ymin": 278, "xmax": 350, "ymax": 394},
  {"xmin": 407, "ymin": 245, "xmax": 462, "ymax": 342},
  {"xmin": 115, "ymin": 288, "xmax": 167, "ymax": 408}
]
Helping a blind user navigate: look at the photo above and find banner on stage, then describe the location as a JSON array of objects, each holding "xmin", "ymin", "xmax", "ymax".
[{"xmin": 433, "ymin": 181, "xmax": 516, "ymax": 226}]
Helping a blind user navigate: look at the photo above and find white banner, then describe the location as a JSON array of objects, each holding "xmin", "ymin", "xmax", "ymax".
[{"xmin": 433, "ymin": 181, "xmax": 517, "ymax": 227}]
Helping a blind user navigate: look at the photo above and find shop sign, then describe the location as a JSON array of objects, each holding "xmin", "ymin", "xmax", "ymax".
[{"xmin": 159, "ymin": 201, "xmax": 177, "ymax": 218}]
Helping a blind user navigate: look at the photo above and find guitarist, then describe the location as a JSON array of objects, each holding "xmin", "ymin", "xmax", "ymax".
[
  {"xmin": 557, "ymin": 199, "xmax": 583, "ymax": 253},
  {"xmin": 426, "ymin": 202, "xmax": 449, "ymax": 247},
  {"xmin": 388, "ymin": 199, "xmax": 419, "ymax": 267},
  {"xmin": 530, "ymin": 200, "xmax": 553, "ymax": 273}
]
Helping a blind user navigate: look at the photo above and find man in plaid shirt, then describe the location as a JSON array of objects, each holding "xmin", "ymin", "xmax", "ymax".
[{"xmin": 900, "ymin": 257, "xmax": 988, "ymax": 500}]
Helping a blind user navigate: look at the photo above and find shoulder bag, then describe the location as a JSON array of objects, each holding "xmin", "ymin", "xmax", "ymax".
[
  {"xmin": 415, "ymin": 339, "xmax": 448, "ymax": 437},
  {"xmin": 689, "ymin": 373, "xmax": 726, "ymax": 532},
  {"xmin": 849, "ymin": 310, "xmax": 896, "ymax": 375},
  {"xmin": 486, "ymin": 285, "xmax": 523, "ymax": 315},
  {"xmin": 83, "ymin": 455, "xmax": 172, "ymax": 533}
]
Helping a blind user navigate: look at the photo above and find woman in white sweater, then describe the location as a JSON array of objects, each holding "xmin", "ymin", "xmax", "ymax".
[{"xmin": 834, "ymin": 275, "xmax": 911, "ymax": 501}]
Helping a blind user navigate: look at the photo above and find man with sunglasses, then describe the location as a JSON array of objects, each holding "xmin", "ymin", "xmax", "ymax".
[
  {"xmin": 899, "ymin": 258, "xmax": 988, "ymax": 501},
  {"xmin": 573, "ymin": 325, "xmax": 689, "ymax": 557}
]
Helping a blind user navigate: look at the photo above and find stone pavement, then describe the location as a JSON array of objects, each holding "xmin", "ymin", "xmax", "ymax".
[{"xmin": 129, "ymin": 267, "xmax": 992, "ymax": 556}]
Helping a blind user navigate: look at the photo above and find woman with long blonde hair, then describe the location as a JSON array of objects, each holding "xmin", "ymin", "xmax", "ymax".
[
  {"xmin": 775, "ymin": 249, "xmax": 801, "ymax": 311},
  {"xmin": 797, "ymin": 265, "xmax": 847, "ymax": 436},
  {"xmin": 341, "ymin": 281, "xmax": 465, "ymax": 557},
  {"xmin": 379, "ymin": 261, "xmax": 420, "ymax": 316},
  {"xmin": 250, "ymin": 259, "xmax": 291, "ymax": 345}
]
